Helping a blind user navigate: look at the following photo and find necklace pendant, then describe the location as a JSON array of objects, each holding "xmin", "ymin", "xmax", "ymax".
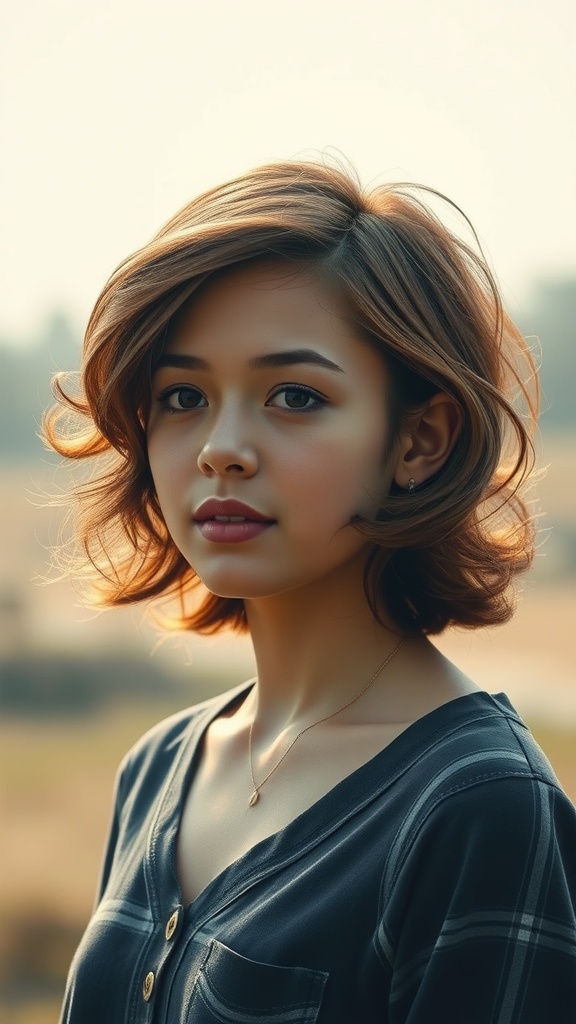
[{"xmin": 249, "ymin": 790, "xmax": 260, "ymax": 807}]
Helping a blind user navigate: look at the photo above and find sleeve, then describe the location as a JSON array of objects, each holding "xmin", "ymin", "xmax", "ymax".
[{"xmin": 381, "ymin": 777, "xmax": 576, "ymax": 1024}]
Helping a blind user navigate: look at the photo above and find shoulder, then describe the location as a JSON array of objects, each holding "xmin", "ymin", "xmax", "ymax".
[
  {"xmin": 381, "ymin": 692, "xmax": 576, "ymax": 888},
  {"xmin": 408, "ymin": 690, "xmax": 565, "ymax": 798},
  {"xmin": 423, "ymin": 689, "xmax": 574, "ymax": 830},
  {"xmin": 380, "ymin": 697, "xmax": 576, "ymax": 962}
]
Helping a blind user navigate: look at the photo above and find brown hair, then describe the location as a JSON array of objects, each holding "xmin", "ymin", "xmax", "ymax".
[{"xmin": 44, "ymin": 159, "xmax": 538, "ymax": 635}]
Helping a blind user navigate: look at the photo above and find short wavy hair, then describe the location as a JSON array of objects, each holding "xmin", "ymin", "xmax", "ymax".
[{"xmin": 44, "ymin": 159, "xmax": 538, "ymax": 635}]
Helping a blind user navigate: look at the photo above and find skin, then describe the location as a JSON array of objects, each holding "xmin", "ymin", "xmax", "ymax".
[
  {"xmin": 147, "ymin": 262, "xmax": 476, "ymax": 902},
  {"xmin": 148, "ymin": 266, "xmax": 393, "ymax": 607}
]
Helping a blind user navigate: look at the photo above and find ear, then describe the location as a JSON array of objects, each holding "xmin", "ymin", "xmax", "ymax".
[{"xmin": 393, "ymin": 393, "xmax": 462, "ymax": 490}]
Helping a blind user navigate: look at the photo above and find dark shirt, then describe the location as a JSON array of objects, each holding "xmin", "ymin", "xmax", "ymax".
[{"xmin": 60, "ymin": 688, "xmax": 576, "ymax": 1023}]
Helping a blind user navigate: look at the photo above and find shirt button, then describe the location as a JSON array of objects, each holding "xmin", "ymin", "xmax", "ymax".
[
  {"xmin": 165, "ymin": 909, "xmax": 179, "ymax": 941},
  {"xmin": 143, "ymin": 971, "xmax": 155, "ymax": 1002}
]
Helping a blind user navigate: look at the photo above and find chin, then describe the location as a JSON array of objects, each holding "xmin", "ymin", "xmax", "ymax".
[
  {"xmin": 197, "ymin": 567, "xmax": 317, "ymax": 603},
  {"xmin": 196, "ymin": 572, "xmax": 279, "ymax": 601}
]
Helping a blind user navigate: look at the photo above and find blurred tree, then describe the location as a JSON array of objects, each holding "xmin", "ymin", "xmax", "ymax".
[
  {"xmin": 0, "ymin": 311, "xmax": 80, "ymax": 461},
  {"xmin": 519, "ymin": 279, "xmax": 576, "ymax": 430}
]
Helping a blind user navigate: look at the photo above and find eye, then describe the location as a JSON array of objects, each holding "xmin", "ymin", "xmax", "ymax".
[
  {"xmin": 267, "ymin": 385, "xmax": 326, "ymax": 412},
  {"xmin": 158, "ymin": 385, "xmax": 207, "ymax": 412}
]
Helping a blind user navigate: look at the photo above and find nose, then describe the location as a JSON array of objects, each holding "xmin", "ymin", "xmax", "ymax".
[{"xmin": 197, "ymin": 405, "xmax": 259, "ymax": 478}]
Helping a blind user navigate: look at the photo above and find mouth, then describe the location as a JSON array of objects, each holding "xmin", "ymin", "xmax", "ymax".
[
  {"xmin": 213, "ymin": 515, "xmax": 259, "ymax": 523},
  {"xmin": 193, "ymin": 499, "xmax": 276, "ymax": 543},
  {"xmin": 193, "ymin": 499, "xmax": 275, "ymax": 524}
]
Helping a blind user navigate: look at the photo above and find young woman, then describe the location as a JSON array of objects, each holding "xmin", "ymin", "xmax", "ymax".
[{"xmin": 47, "ymin": 160, "xmax": 576, "ymax": 1023}]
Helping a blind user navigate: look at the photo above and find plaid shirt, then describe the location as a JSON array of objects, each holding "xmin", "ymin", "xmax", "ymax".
[{"xmin": 60, "ymin": 688, "xmax": 576, "ymax": 1023}]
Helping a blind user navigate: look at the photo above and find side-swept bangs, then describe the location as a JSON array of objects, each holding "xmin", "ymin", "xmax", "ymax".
[{"xmin": 44, "ymin": 160, "xmax": 538, "ymax": 634}]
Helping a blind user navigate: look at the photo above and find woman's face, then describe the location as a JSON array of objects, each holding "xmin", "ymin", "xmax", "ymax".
[{"xmin": 147, "ymin": 263, "xmax": 397, "ymax": 603}]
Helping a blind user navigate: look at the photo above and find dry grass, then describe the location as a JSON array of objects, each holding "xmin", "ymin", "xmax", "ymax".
[{"xmin": 0, "ymin": 1000, "xmax": 63, "ymax": 1024}]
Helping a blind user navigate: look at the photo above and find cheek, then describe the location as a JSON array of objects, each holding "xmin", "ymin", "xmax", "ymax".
[
  {"xmin": 147, "ymin": 456, "xmax": 186, "ymax": 531},
  {"xmin": 148, "ymin": 430, "xmax": 193, "ymax": 488},
  {"xmin": 283, "ymin": 421, "xmax": 390, "ymax": 517}
]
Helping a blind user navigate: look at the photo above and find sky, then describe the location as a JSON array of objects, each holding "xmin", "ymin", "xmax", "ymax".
[{"xmin": 1, "ymin": 0, "xmax": 575, "ymax": 342}]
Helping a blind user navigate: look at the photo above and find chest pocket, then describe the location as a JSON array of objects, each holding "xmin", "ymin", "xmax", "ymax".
[{"xmin": 185, "ymin": 939, "xmax": 328, "ymax": 1024}]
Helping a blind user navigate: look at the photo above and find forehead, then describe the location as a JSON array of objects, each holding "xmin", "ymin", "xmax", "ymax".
[{"xmin": 166, "ymin": 261, "xmax": 359, "ymax": 354}]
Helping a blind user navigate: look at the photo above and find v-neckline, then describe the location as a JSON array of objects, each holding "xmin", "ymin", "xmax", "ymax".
[{"xmin": 145, "ymin": 686, "xmax": 514, "ymax": 920}]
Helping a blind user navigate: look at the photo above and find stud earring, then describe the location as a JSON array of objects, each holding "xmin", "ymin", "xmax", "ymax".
[{"xmin": 407, "ymin": 478, "xmax": 416, "ymax": 492}]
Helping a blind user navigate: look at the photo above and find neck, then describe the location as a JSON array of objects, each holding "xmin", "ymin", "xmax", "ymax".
[{"xmin": 242, "ymin": 565, "xmax": 406, "ymax": 735}]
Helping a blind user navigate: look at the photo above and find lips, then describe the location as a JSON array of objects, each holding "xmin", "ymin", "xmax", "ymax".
[
  {"xmin": 193, "ymin": 499, "xmax": 276, "ymax": 543},
  {"xmin": 193, "ymin": 499, "xmax": 274, "ymax": 524}
]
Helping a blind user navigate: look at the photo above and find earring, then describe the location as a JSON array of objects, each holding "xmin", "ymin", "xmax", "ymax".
[{"xmin": 407, "ymin": 477, "xmax": 416, "ymax": 492}]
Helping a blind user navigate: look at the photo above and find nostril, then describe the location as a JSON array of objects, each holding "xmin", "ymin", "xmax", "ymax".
[{"xmin": 197, "ymin": 443, "xmax": 258, "ymax": 478}]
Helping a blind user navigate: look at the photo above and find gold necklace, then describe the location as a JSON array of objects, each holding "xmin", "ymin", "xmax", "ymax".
[{"xmin": 247, "ymin": 636, "xmax": 407, "ymax": 807}]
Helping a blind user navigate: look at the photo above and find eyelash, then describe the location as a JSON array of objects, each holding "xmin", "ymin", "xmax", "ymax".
[
  {"xmin": 156, "ymin": 385, "xmax": 207, "ymax": 413},
  {"xmin": 267, "ymin": 384, "xmax": 326, "ymax": 412},
  {"xmin": 156, "ymin": 384, "xmax": 327, "ymax": 414}
]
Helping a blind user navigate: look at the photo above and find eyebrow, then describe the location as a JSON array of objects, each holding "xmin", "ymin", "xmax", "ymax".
[{"xmin": 155, "ymin": 348, "xmax": 344, "ymax": 374}]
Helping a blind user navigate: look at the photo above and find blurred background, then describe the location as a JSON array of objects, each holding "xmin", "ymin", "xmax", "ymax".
[{"xmin": 1, "ymin": 1, "xmax": 574, "ymax": 1020}]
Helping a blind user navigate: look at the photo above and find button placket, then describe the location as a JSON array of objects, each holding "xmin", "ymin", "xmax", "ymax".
[{"xmin": 140, "ymin": 906, "xmax": 183, "ymax": 1006}]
